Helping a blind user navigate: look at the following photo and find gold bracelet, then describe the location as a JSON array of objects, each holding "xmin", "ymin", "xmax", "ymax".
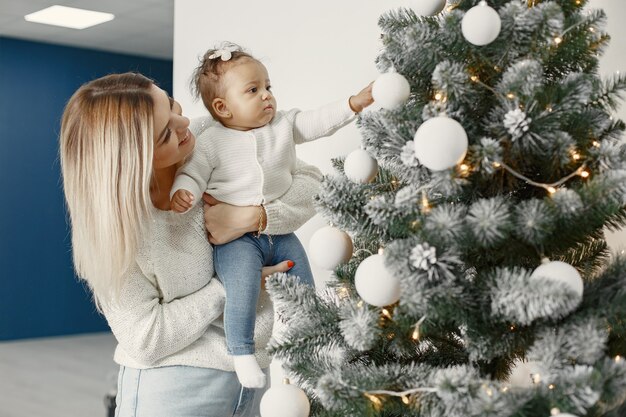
[{"xmin": 256, "ymin": 205, "xmax": 264, "ymax": 238}]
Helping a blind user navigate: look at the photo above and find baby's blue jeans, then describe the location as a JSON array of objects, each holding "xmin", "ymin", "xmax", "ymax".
[{"xmin": 213, "ymin": 232, "xmax": 314, "ymax": 355}]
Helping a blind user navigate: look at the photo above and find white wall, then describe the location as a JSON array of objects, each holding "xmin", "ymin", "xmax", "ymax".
[{"xmin": 173, "ymin": 0, "xmax": 408, "ymax": 290}]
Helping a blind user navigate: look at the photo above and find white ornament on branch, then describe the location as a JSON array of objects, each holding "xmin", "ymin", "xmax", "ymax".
[
  {"xmin": 260, "ymin": 378, "xmax": 310, "ymax": 417},
  {"xmin": 372, "ymin": 71, "xmax": 411, "ymax": 109},
  {"xmin": 410, "ymin": 243, "xmax": 438, "ymax": 271},
  {"xmin": 413, "ymin": 115, "xmax": 468, "ymax": 171},
  {"xmin": 461, "ymin": 1, "xmax": 501, "ymax": 46},
  {"xmin": 411, "ymin": 0, "xmax": 447, "ymax": 16},
  {"xmin": 530, "ymin": 258, "xmax": 584, "ymax": 306},
  {"xmin": 507, "ymin": 359, "xmax": 547, "ymax": 388},
  {"xmin": 355, "ymin": 252, "xmax": 400, "ymax": 307},
  {"xmin": 344, "ymin": 148, "xmax": 379, "ymax": 183},
  {"xmin": 308, "ymin": 226, "xmax": 353, "ymax": 270}
]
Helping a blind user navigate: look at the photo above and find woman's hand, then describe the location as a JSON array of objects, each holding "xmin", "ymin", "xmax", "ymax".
[{"xmin": 203, "ymin": 194, "xmax": 266, "ymax": 245}]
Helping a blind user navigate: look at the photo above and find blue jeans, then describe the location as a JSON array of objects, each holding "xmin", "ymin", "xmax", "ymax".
[
  {"xmin": 115, "ymin": 365, "xmax": 268, "ymax": 417},
  {"xmin": 214, "ymin": 232, "xmax": 314, "ymax": 355}
]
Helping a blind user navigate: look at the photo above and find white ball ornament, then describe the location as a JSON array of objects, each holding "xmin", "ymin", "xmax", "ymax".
[
  {"xmin": 530, "ymin": 259, "xmax": 584, "ymax": 299},
  {"xmin": 413, "ymin": 116, "xmax": 468, "ymax": 171},
  {"xmin": 344, "ymin": 149, "xmax": 379, "ymax": 183},
  {"xmin": 309, "ymin": 226, "xmax": 353, "ymax": 270},
  {"xmin": 372, "ymin": 72, "xmax": 411, "ymax": 109},
  {"xmin": 354, "ymin": 253, "xmax": 400, "ymax": 307},
  {"xmin": 461, "ymin": 1, "xmax": 501, "ymax": 46},
  {"xmin": 260, "ymin": 379, "xmax": 310, "ymax": 417},
  {"xmin": 411, "ymin": 0, "xmax": 447, "ymax": 16},
  {"xmin": 508, "ymin": 360, "xmax": 546, "ymax": 388}
]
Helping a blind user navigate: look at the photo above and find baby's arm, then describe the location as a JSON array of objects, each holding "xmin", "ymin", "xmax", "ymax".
[
  {"xmin": 292, "ymin": 83, "xmax": 374, "ymax": 144},
  {"xmin": 170, "ymin": 131, "xmax": 214, "ymax": 212}
]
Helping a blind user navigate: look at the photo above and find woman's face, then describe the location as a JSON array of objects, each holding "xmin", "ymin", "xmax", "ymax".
[{"xmin": 151, "ymin": 84, "xmax": 195, "ymax": 169}]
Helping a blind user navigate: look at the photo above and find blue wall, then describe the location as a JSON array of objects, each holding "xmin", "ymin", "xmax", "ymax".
[{"xmin": 0, "ymin": 37, "xmax": 173, "ymax": 340}]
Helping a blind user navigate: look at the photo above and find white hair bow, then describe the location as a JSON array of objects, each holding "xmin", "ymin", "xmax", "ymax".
[{"xmin": 208, "ymin": 46, "xmax": 238, "ymax": 61}]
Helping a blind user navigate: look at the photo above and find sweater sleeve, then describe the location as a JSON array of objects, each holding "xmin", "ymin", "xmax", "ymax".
[
  {"xmin": 101, "ymin": 262, "xmax": 226, "ymax": 366},
  {"xmin": 263, "ymin": 158, "xmax": 322, "ymax": 235},
  {"xmin": 291, "ymin": 99, "xmax": 356, "ymax": 145},
  {"xmin": 171, "ymin": 130, "xmax": 215, "ymax": 205}
]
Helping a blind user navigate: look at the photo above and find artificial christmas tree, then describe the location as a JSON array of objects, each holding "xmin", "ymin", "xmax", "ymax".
[{"xmin": 266, "ymin": 1, "xmax": 626, "ymax": 416}]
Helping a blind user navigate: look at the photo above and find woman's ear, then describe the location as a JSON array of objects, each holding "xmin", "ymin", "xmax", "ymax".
[{"xmin": 212, "ymin": 98, "xmax": 231, "ymax": 119}]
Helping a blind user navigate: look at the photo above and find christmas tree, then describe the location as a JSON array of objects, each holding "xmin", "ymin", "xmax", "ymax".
[{"xmin": 265, "ymin": 1, "xmax": 626, "ymax": 416}]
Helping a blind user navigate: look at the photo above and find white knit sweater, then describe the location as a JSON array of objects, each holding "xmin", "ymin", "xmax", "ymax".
[
  {"xmin": 172, "ymin": 99, "xmax": 355, "ymax": 206},
  {"xmin": 101, "ymin": 160, "xmax": 322, "ymax": 371}
]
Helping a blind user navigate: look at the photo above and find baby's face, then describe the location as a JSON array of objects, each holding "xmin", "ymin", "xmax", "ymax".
[{"xmin": 221, "ymin": 59, "xmax": 276, "ymax": 130}]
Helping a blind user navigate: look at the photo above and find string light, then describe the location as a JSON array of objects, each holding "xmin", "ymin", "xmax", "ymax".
[
  {"xmin": 459, "ymin": 164, "xmax": 470, "ymax": 175},
  {"xmin": 401, "ymin": 395, "xmax": 410, "ymax": 405},
  {"xmin": 365, "ymin": 393, "xmax": 383, "ymax": 409},
  {"xmin": 592, "ymin": 140, "xmax": 600, "ymax": 147},
  {"xmin": 546, "ymin": 106, "xmax": 553, "ymax": 112},
  {"xmin": 382, "ymin": 308, "xmax": 392, "ymax": 319},
  {"xmin": 589, "ymin": 27, "xmax": 595, "ymax": 33},
  {"xmin": 548, "ymin": 384, "xmax": 555, "ymax": 390},
  {"xmin": 571, "ymin": 151, "xmax": 581, "ymax": 160},
  {"xmin": 554, "ymin": 36, "xmax": 563, "ymax": 45},
  {"xmin": 338, "ymin": 286, "xmax": 350, "ymax": 299},
  {"xmin": 531, "ymin": 372, "xmax": 542, "ymax": 384},
  {"xmin": 421, "ymin": 191, "xmax": 431, "ymax": 213},
  {"xmin": 434, "ymin": 92, "xmax": 444, "ymax": 101},
  {"xmin": 579, "ymin": 170, "xmax": 590, "ymax": 178},
  {"xmin": 470, "ymin": 75, "xmax": 479, "ymax": 82},
  {"xmin": 492, "ymin": 160, "xmax": 586, "ymax": 194},
  {"xmin": 616, "ymin": 355, "xmax": 623, "ymax": 363},
  {"xmin": 411, "ymin": 316, "xmax": 427, "ymax": 341},
  {"xmin": 551, "ymin": 408, "xmax": 561, "ymax": 416},
  {"xmin": 506, "ymin": 92, "xmax": 515, "ymax": 99}
]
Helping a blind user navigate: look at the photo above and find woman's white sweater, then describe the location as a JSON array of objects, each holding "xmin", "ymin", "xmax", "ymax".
[{"xmin": 101, "ymin": 159, "xmax": 322, "ymax": 371}]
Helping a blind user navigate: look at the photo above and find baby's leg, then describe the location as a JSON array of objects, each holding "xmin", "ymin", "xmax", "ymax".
[
  {"xmin": 270, "ymin": 233, "xmax": 315, "ymax": 287},
  {"xmin": 213, "ymin": 234, "xmax": 267, "ymax": 388}
]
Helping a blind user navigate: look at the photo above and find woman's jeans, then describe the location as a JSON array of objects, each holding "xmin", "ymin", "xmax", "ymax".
[
  {"xmin": 214, "ymin": 232, "xmax": 314, "ymax": 355},
  {"xmin": 115, "ymin": 365, "xmax": 269, "ymax": 417}
]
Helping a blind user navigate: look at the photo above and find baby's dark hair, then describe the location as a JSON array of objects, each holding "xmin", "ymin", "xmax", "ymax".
[{"xmin": 190, "ymin": 42, "xmax": 256, "ymax": 120}]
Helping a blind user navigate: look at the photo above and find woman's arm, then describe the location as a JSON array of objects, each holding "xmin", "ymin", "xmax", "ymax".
[
  {"xmin": 101, "ymin": 262, "xmax": 225, "ymax": 366},
  {"xmin": 203, "ymin": 159, "xmax": 322, "ymax": 244},
  {"xmin": 263, "ymin": 158, "xmax": 322, "ymax": 235}
]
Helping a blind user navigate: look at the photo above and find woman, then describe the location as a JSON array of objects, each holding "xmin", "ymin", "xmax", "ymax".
[{"xmin": 59, "ymin": 72, "xmax": 321, "ymax": 416}]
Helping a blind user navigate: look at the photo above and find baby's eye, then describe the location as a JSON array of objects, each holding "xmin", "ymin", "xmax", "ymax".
[
  {"xmin": 249, "ymin": 87, "xmax": 258, "ymax": 93},
  {"xmin": 267, "ymin": 85, "xmax": 272, "ymax": 91}
]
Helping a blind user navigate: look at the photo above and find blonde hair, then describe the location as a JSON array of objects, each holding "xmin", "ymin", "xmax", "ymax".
[
  {"xmin": 60, "ymin": 73, "xmax": 155, "ymax": 306},
  {"xmin": 190, "ymin": 42, "xmax": 256, "ymax": 120}
]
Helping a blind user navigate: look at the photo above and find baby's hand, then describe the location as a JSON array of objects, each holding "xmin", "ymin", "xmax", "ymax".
[
  {"xmin": 349, "ymin": 82, "xmax": 374, "ymax": 113},
  {"xmin": 171, "ymin": 189, "xmax": 194, "ymax": 213}
]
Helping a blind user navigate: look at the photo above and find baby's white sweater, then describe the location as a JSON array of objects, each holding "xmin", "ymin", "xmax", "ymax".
[
  {"xmin": 173, "ymin": 99, "xmax": 355, "ymax": 206},
  {"xmin": 101, "ymin": 159, "xmax": 322, "ymax": 371}
]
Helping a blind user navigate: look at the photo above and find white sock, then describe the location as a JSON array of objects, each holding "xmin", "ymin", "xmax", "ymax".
[{"xmin": 233, "ymin": 355, "xmax": 266, "ymax": 388}]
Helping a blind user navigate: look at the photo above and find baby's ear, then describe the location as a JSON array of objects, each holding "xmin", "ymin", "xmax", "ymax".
[{"xmin": 212, "ymin": 98, "xmax": 231, "ymax": 119}]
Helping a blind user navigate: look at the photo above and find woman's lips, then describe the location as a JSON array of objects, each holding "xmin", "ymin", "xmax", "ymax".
[{"xmin": 179, "ymin": 129, "xmax": 191, "ymax": 146}]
